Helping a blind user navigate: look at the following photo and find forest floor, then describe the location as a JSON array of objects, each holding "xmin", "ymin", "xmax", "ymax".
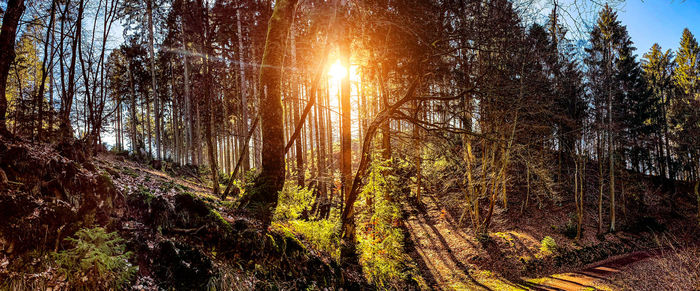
[
  {"xmin": 402, "ymin": 192, "xmax": 685, "ymax": 291},
  {"xmin": 0, "ymin": 138, "xmax": 369, "ymax": 290}
]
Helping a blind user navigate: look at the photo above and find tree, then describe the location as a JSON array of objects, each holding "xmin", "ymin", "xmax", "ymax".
[
  {"xmin": 340, "ymin": 31, "xmax": 353, "ymax": 215},
  {"xmin": 585, "ymin": 5, "xmax": 634, "ymax": 233},
  {"xmin": 642, "ymin": 44, "xmax": 675, "ymax": 179},
  {"xmin": 672, "ymin": 28, "xmax": 700, "ymax": 224},
  {"xmin": 242, "ymin": 0, "xmax": 299, "ymax": 227},
  {"xmin": 0, "ymin": 0, "xmax": 26, "ymax": 135},
  {"xmin": 58, "ymin": 0, "xmax": 85, "ymax": 140}
]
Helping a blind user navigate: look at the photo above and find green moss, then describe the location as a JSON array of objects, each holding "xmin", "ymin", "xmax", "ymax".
[{"xmin": 208, "ymin": 209, "xmax": 232, "ymax": 232}]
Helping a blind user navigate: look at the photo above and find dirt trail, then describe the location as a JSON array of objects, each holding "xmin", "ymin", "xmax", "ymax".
[
  {"xmin": 403, "ymin": 193, "xmax": 492, "ymax": 290},
  {"xmin": 403, "ymin": 193, "xmax": 660, "ymax": 291},
  {"xmin": 525, "ymin": 250, "xmax": 660, "ymax": 291}
]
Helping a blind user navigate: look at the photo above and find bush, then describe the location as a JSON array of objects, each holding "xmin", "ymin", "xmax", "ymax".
[
  {"xmin": 539, "ymin": 236, "xmax": 558, "ymax": 255},
  {"xmin": 282, "ymin": 219, "xmax": 340, "ymax": 259},
  {"xmin": 356, "ymin": 156, "xmax": 413, "ymax": 288},
  {"xmin": 273, "ymin": 182, "xmax": 315, "ymax": 221},
  {"xmin": 53, "ymin": 227, "xmax": 137, "ymax": 290}
]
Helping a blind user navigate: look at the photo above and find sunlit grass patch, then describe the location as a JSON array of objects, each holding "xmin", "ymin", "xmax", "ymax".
[{"xmin": 472, "ymin": 269, "xmax": 527, "ymax": 290}]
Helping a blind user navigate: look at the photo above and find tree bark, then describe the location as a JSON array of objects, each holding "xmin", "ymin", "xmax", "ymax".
[
  {"xmin": 340, "ymin": 34, "xmax": 353, "ymax": 213},
  {"xmin": 236, "ymin": 7, "xmax": 250, "ymax": 173},
  {"xmin": 35, "ymin": 0, "xmax": 57, "ymax": 140},
  {"xmin": 243, "ymin": 0, "xmax": 298, "ymax": 226},
  {"xmin": 59, "ymin": 0, "xmax": 84, "ymax": 140},
  {"xmin": 147, "ymin": 0, "xmax": 161, "ymax": 160}
]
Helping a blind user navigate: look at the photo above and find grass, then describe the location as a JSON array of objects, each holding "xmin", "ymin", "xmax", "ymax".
[
  {"xmin": 275, "ymin": 220, "xmax": 340, "ymax": 260},
  {"xmin": 611, "ymin": 245, "xmax": 700, "ymax": 290}
]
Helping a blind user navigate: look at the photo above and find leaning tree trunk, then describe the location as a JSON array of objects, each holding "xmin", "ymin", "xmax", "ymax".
[
  {"xmin": 0, "ymin": 0, "xmax": 27, "ymax": 135},
  {"xmin": 242, "ymin": 0, "xmax": 298, "ymax": 227},
  {"xmin": 340, "ymin": 80, "xmax": 419, "ymax": 263}
]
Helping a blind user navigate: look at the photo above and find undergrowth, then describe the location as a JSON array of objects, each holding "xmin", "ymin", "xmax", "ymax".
[
  {"xmin": 53, "ymin": 227, "xmax": 137, "ymax": 290},
  {"xmin": 273, "ymin": 182, "xmax": 315, "ymax": 221},
  {"xmin": 356, "ymin": 156, "xmax": 416, "ymax": 288}
]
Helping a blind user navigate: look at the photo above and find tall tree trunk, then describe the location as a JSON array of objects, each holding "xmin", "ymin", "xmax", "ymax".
[
  {"xmin": 147, "ymin": 0, "xmax": 161, "ymax": 160},
  {"xmin": 236, "ymin": 7, "xmax": 250, "ymax": 173},
  {"xmin": 243, "ymin": 0, "xmax": 298, "ymax": 226},
  {"xmin": 315, "ymin": 87, "xmax": 328, "ymax": 217},
  {"xmin": 128, "ymin": 65, "xmax": 139, "ymax": 153},
  {"xmin": 59, "ymin": 0, "xmax": 84, "ymax": 140},
  {"xmin": 198, "ymin": 0, "xmax": 219, "ymax": 195},
  {"xmin": 0, "ymin": 0, "xmax": 26, "ymax": 135},
  {"xmin": 181, "ymin": 17, "xmax": 193, "ymax": 164},
  {"xmin": 340, "ymin": 35, "xmax": 352, "ymax": 212},
  {"xmin": 378, "ymin": 64, "xmax": 392, "ymax": 160},
  {"xmin": 35, "ymin": 0, "xmax": 57, "ymax": 140},
  {"xmin": 609, "ymin": 74, "xmax": 616, "ymax": 233},
  {"xmin": 413, "ymin": 99, "xmax": 422, "ymax": 201}
]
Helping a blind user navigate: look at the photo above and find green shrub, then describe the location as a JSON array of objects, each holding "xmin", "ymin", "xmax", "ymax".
[
  {"xmin": 53, "ymin": 227, "xmax": 137, "ymax": 290},
  {"xmin": 282, "ymin": 219, "xmax": 340, "ymax": 259},
  {"xmin": 356, "ymin": 156, "xmax": 413, "ymax": 288},
  {"xmin": 273, "ymin": 182, "xmax": 315, "ymax": 221},
  {"xmin": 539, "ymin": 236, "xmax": 558, "ymax": 255}
]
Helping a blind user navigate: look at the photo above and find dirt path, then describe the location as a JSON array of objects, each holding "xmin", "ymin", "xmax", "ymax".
[
  {"xmin": 524, "ymin": 250, "xmax": 661, "ymax": 291},
  {"xmin": 403, "ymin": 194, "xmax": 492, "ymax": 290},
  {"xmin": 403, "ymin": 193, "xmax": 661, "ymax": 291}
]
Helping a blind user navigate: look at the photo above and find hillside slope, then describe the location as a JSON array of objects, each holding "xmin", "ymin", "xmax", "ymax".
[{"xmin": 0, "ymin": 137, "xmax": 368, "ymax": 290}]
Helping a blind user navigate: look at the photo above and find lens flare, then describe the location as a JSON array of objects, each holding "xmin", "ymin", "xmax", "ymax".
[{"xmin": 328, "ymin": 59, "xmax": 347, "ymax": 81}]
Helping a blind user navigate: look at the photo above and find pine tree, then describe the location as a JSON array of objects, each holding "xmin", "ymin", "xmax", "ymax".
[
  {"xmin": 585, "ymin": 4, "xmax": 641, "ymax": 232},
  {"xmin": 642, "ymin": 44, "xmax": 674, "ymax": 178},
  {"xmin": 672, "ymin": 28, "xmax": 700, "ymax": 224}
]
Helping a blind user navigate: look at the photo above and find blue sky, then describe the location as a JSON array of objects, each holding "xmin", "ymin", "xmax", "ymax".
[{"xmin": 618, "ymin": 0, "xmax": 700, "ymax": 56}]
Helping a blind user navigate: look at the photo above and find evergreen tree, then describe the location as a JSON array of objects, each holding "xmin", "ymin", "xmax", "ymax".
[
  {"xmin": 615, "ymin": 36, "xmax": 653, "ymax": 174},
  {"xmin": 585, "ymin": 4, "xmax": 650, "ymax": 232},
  {"xmin": 672, "ymin": 28, "xmax": 700, "ymax": 223},
  {"xmin": 642, "ymin": 43, "xmax": 674, "ymax": 178}
]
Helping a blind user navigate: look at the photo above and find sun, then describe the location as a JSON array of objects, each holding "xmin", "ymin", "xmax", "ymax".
[{"xmin": 328, "ymin": 59, "xmax": 347, "ymax": 81}]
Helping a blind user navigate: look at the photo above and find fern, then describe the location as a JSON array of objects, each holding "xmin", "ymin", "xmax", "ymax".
[{"xmin": 53, "ymin": 227, "xmax": 137, "ymax": 290}]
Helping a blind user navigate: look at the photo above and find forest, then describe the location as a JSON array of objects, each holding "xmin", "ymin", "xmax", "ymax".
[{"xmin": 0, "ymin": 0, "xmax": 699, "ymax": 290}]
